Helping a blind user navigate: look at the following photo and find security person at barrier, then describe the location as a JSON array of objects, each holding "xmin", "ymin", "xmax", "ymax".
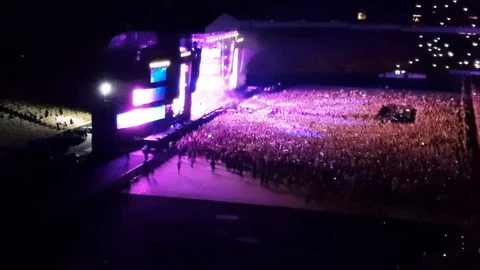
[{"xmin": 210, "ymin": 159, "xmax": 215, "ymax": 172}]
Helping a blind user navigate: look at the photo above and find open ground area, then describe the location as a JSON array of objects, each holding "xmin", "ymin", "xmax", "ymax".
[{"xmin": 127, "ymin": 156, "xmax": 309, "ymax": 209}]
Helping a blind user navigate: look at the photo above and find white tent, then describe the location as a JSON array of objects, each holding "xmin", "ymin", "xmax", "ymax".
[{"xmin": 205, "ymin": 13, "xmax": 241, "ymax": 33}]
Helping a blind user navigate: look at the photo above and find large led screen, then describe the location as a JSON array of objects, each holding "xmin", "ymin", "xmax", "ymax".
[
  {"xmin": 132, "ymin": 87, "xmax": 166, "ymax": 106},
  {"xmin": 116, "ymin": 105, "xmax": 166, "ymax": 129},
  {"xmin": 150, "ymin": 67, "xmax": 167, "ymax": 83},
  {"xmin": 171, "ymin": 63, "xmax": 188, "ymax": 116}
]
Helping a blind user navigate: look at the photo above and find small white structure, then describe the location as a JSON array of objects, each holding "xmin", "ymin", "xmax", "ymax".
[{"xmin": 205, "ymin": 13, "xmax": 242, "ymax": 33}]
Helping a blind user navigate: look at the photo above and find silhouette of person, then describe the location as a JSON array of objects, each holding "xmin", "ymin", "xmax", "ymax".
[{"xmin": 210, "ymin": 159, "xmax": 215, "ymax": 172}]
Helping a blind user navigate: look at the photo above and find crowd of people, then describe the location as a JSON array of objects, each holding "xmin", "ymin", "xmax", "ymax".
[
  {"xmin": 177, "ymin": 87, "xmax": 475, "ymax": 209},
  {"xmin": 0, "ymin": 112, "xmax": 57, "ymax": 150},
  {"xmin": 0, "ymin": 100, "xmax": 91, "ymax": 153},
  {"xmin": 473, "ymin": 86, "xmax": 480, "ymax": 145},
  {"xmin": 0, "ymin": 100, "xmax": 91, "ymax": 130}
]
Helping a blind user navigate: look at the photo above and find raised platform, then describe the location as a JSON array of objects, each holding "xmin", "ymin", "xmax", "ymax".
[{"xmin": 143, "ymin": 125, "xmax": 181, "ymax": 142}]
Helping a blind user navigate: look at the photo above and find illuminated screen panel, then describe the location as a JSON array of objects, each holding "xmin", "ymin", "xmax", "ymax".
[
  {"xmin": 172, "ymin": 64, "xmax": 188, "ymax": 116},
  {"xmin": 229, "ymin": 48, "xmax": 239, "ymax": 89},
  {"xmin": 132, "ymin": 87, "xmax": 166, "ymax": 106},
  {"xmin": 116, "ymin": 105, "xmax": 166, "ymax": 129},
  {"xmin": 150, "ymin": 67, "xmax": 167, "ymax": 83},
  {"xmin": 191, "ymin": 38, "xmax": 241, "ymax": 120},
  {"xmin": 199, "ymin": 48, "xmax": 221, "ymax": 76}
]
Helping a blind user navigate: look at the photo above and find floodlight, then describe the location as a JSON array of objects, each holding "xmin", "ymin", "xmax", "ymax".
[{"xmin": 99, "ymin": 82, "xmax": 112, "ymax": 96}]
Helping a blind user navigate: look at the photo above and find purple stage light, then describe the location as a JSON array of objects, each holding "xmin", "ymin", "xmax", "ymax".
[
  {"xmin": 192, "ymin": 31, "xmax": 239, "ymax": 44},
  {"xmin": 190, "ymin": 31, "xmax": 244, "ymax": 118},
  {"xmin": 229, "ymin": 48, "xmax": 239, "ymax": 89},
  {"xmin": 132, "ymin": 89, "xmax": 152, "ymax": 106},
  {"xmin": 117, "ymin": 106, "xmax": 166, "ymax": 129},
  {"xmin": 108, "ymin": 31, "xmax": 158, "ymax": 50},
  {"xmin": 132, "ymin": 87, "xmax": 166, "ymax": 106},
  {"xmin": 172, "ymin": 64, "xmax": 188, "ymax": 116}
]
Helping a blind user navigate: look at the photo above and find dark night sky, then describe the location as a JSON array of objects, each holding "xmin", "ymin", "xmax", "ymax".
[
  {"xmin": 1, "ymin": 0, "xmax": 425, "ymax": 47},
  {"xmin": 0, "ymin": 0, "xmax": 477, "ymax": 93},
  {"xmin": 1, "ymin": 0, "xmax": 478, "ymax": 48}
]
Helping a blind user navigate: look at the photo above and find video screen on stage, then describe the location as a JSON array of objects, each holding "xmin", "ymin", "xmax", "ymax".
[
  {"xmin": 191, "ymin": 32, "xmax": 242, "ymax": 119},
  {"xmin": 150, "ymin": 67, "xmax": 167, "ymax": 83},
  {"xmin": 116, "ymin": 105, "xmax": 166, "ymax": 129},
  {"xmin": 171, "ymin": 63, "xmax": 188, "ymax": 116},
  {"xmin": 132, "ymin": 87, "xmax": 166, "ymax": 106}
]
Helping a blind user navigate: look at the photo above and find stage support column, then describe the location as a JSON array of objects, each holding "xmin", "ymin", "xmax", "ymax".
[
  {"xmin": 92, "ymin": 99, "xmax": 117, "ymax": 157},
  {"xmin": 184, "ymin": 45, "xmax": 202, "ymax": 119}
]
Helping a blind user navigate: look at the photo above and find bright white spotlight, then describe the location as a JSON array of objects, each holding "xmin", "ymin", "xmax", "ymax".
[{"xmin": 99, "ymin": 82, "xmax": 112, "ymax": 96}]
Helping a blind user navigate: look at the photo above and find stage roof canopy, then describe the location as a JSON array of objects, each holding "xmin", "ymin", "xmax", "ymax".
[{"xmin": 108, "ymin": 31, "xmax": 158, "ymax": 50}]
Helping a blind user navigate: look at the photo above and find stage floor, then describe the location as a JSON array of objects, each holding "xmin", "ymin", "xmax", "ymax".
[{"xmin": 126, "ymin": 157, "xmax": 315, "ymax": 210}]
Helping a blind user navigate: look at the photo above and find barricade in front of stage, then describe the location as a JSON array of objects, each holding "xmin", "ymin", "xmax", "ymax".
[{"xmin": 92, "ymin": 105, "xmax": 231, "ymax": 198}]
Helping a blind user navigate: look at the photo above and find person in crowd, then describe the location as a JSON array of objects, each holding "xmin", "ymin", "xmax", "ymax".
[
  {"xmin": 143, "ymin": 145, "xmax": 149, "ymax": 161},
  {"xmin": 149, "ymin": 161, "xmax": 155, "ymax": 181},
  {"xmin": 143, "ymin": 161, "xmax": 150, "ymax": 180},
  {"xmin": 210, "ymin": 159, "xmax": 216, "ymax": 172},
  {"xmin": 190, "ymin": 155, "xmax": 195, "ymax": 168}
]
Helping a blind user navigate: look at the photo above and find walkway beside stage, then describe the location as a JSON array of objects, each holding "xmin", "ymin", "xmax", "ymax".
[
  {"xmin": 127, "ymin": 157, "xmax": 310, "ymax": 210},
  {"xmin": 78, "ymin": 104, "xmax": 235, "ymax": 200},
  {"xmin": 127, "ymin": 156, "xmax": 464, "ymax": 225},
  {"xmin": 80, "ymin": 150, "xmax": 147, "ymax": 197}
]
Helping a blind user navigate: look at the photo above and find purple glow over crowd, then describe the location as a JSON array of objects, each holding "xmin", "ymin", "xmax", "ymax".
[{"xmin": 177, "ymin": 87, "xmax": 475, "ymax": 210}]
